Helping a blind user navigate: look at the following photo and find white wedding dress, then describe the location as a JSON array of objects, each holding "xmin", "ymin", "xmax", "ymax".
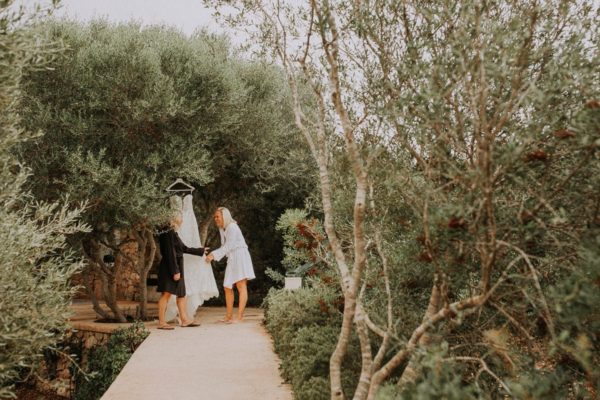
[{"xmin": 165, "ymin": 195, "xmax": 219, "ymax": 321}]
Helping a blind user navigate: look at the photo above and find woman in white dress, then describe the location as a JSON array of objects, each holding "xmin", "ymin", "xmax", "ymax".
[
  {"xmin": 165, "ymin": 195, "xmax": 219, "ymax": 322},
  {"xmin": 206, "ymin": 207, "xmax": 255, "ymax": 323}
]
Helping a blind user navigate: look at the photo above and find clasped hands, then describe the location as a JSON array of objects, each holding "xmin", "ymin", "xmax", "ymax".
[{"xmin": 173, "ymin": 247, "xmax": 213, "ymax": 280}]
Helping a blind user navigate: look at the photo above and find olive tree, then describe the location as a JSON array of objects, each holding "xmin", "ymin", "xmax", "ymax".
[
  {"xmin": 19, "ymin": 21, "xmax": 221, "ymax": 321},
  {"xmin": 20, "ymin": 19, "xmax": 317, "ymax": 317},
  {"xmin": 0, "ymin": 1, "xmax": 87, "ymax": 397}
]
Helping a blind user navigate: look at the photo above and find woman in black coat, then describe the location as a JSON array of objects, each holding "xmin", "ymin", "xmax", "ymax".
[{"xmin": 157, "ymin": 213, "xmax": 207, "ymax": 329}]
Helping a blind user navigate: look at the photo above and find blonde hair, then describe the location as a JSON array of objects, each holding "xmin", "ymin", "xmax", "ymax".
[
  {"xmin": 169, "ymin": 210, "xmax": 183, "ymax": 228},
  {"xmin": 217, "ymin": 207, "xmax": 236, "ymax": 228}
]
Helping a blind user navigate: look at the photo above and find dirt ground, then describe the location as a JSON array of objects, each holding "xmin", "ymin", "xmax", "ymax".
[{"xmin": 15, "ymin": 384, "xmax": 67, "ymax": 400}]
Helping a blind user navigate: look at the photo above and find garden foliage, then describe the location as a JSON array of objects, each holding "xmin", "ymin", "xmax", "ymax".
[
  {"xmin": 18, "ymin": 20, "xmax": 316, "ymax": 315},
  {"xmin": 73, "ymin": 322, "xmax": 149, "ymax": 400},
  {"xmin": 231, "ymin": 0, "xmax": 600, "ymax": 397},
  {"xmin": 263, "ymin": 285, "xmax": 362, "ymax": 400}
]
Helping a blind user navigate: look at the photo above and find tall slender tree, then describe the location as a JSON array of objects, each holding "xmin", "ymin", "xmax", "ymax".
[{"xmin": 209, "ymin": 0, "xmax": 599, "ymax": 398}]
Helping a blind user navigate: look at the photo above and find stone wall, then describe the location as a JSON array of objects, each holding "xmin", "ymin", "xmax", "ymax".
[
  {"xmin": 115, "ymin": 238, "xmax": 141, "ymax": 301},
  {"xmin": 72, "ymin": 233, "xmax": 151, "ymax": 302}
]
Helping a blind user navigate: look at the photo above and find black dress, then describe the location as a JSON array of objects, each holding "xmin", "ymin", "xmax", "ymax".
[{"xmin": 157, "ymin": 229, "xmax": 205, "ymax": 298}]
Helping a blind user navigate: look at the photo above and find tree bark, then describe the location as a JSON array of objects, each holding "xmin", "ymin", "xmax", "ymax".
[
  {"xmin": 366, "ymin": 295, "xmax": 486, "ymax": 399},
  {"xmin": 81, "ymin": 265, "xmax": 111, "ymax": 320},
  {"xmin": 137, "ymin": 266, "xmax": 149, "ymax": 319},
  {"xmin": 134, "ymin": 230, "xmax": 148, "ymax": 320},
  {"xmin": 199, "ymin": 215, "xmax": 212, "ymax": 247},
  {"xmin": 397, "ymin": 281, "xmax": 442, "ymax": 387},
  {"xmin": 352, "ymin": 303, "xmax": 374, "ymax": 400},
  {"xmin": 104, "ymin": 272, "xmax": 126, "ymax": 322},
  {"xmin": 83, "ymin": 237, "xmax": 127, "ymax": 322},
  {"xmin": 313, "ymin": 3, "xmax": 370, "ymax": 397},
  {"xmin": 133, "ymin": 227, "xmax": 157, "ymax": 320}
]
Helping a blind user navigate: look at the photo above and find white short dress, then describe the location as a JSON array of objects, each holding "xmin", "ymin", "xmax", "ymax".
[{"xmin": 211, "ymin": 223, "xmax": 256, "ymax": 289}]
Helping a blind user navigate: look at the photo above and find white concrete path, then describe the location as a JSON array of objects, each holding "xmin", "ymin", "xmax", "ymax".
[{"xmin": 101, "ymin": 307, "xmax": 292, "ymax": 400}]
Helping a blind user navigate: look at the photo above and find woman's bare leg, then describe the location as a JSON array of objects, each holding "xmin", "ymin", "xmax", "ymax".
[
  {"xmin": 235, "ymin": 279, "xmax": 248, "ymax": 321},
  {"xmin": 223, "ymin": 287, "xmax": 234, "ymax": 321},
  {"xmin": 176, "ymin": 296, "xmax": 191, "ymax": 325},
  {"xmin": 158, "ymin": 292, "xmax": 171, "ymax": 326}
]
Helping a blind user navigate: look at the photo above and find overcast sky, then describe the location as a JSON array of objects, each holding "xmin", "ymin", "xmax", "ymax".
[{"xmin": 37, "ymin": 0, "xmax": 225, "ymax": 37}]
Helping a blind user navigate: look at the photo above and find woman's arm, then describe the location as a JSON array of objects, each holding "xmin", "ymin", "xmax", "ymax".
[
  {"xmin": 210, "ymin": 224, "xmax": 243, "ymax": 262},
  {"xmin": 175, "ymin": 232, "xmax": 206, "ymax": 256},
  {"xmin": 182, "ymin": 245, "xmax": 205, "ymax": 257}
]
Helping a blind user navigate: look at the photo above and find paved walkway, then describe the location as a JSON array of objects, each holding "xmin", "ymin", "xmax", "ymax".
[{"xmin": 100, "ymin": 307, "xmax": 292, "ymax": 400}]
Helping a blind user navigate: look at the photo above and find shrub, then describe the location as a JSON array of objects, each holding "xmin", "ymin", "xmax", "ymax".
[
  {"xmin": 263, "ymin": 286, "xmax": 362, "ymax": 399},
  {"xmin": 73, "ymin": 322, "xmax": 149, "ymax": 400},
  {"xmin": 297, "ymin": 377, "xmax": 330, "ymax": 400},
  {"xmin": 275, "ymin": 209, "xmax": 323, "ymax": 273},
  {"xmin": 0, "ymin": 2, "xmax": 87, "ymax": 397},
  {"xmin": 263, "ymin": 286, "xmax": 341, "ymax": 358},
  {"xmin": 286, "ymin": 325, "xmax": 339, "ymax": 388},
  {"xmin": 375, "ymin": 345, "xmax": 481, "ymax": 400}
]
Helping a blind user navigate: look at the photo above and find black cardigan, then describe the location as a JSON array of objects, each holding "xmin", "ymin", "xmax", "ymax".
[{"xmin": 159, "ymin": 229, "xmax": 206, "ymax": 275}]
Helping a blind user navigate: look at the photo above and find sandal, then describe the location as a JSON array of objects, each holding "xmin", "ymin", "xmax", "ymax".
[
  {"xmin": 157, "ymin": 325, "xmax": 175, "ymax": 330},
  {"xmin": 181, "ymin": 321, "xmax": 201, "ymax": 327}
]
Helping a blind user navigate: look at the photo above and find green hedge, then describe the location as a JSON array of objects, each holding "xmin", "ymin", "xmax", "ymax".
[{"xmin": 263, "ymin": 286, "xmax": 361, "ymax": 400}]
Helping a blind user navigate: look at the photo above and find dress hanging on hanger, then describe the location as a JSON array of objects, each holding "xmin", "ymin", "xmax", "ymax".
[{"xmin": 165, "ymin": 194, "xmax": 219, "ymax": 321}]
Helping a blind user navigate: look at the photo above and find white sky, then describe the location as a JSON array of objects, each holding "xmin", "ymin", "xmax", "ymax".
[{"xmin": 29, "ymin": 0, "xmax": 225, "ymax": 37}]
